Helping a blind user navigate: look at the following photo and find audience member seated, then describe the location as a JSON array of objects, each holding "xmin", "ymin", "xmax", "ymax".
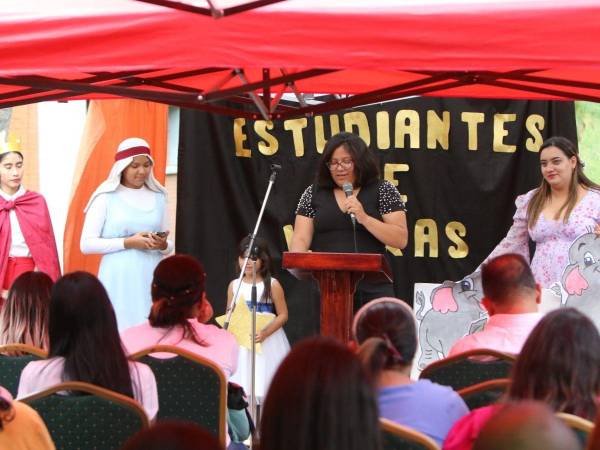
[
  {"xmin": 16, "ymin": 272, "xmax": 158, "ymax": 420},
  {"xmin": 449, "ymin": 254, "xmax": 543, "ymax": 357},
  {"xmin": 0, "ymin": 271, "xmax": 52, "ymax": 352},
  {"xmin": 0, "ymin": 385, "xmax": 55, "ymax": 450},
  {"xmin": 259, "ymin": 336, "xmax": 381, "ymax": 450},
  {"xmin": 443, "ymin": 308, "xmax": 600, "ymax": 450},
  {"xmin": 121, "ymin": 254, "xmax": 239, "ymax": 378},
  {"xmin": 121, "ymin": 421, "xmax": 223, "ymax": 450},
  {"xmin": 354, "ymin": 297, "xmax": 469, "ymax": 446},
  {"xmin": 472, "ymin": 401, "xmax": 580, "ymax": 450}
]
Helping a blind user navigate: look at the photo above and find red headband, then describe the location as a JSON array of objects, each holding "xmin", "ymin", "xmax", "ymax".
[{"xmin": 115, "ymin": 146, "xmax": 151, "ymax": 161}]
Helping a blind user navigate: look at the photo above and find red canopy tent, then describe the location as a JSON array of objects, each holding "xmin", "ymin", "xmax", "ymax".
[{"xmin": 1, "ymin": 0, "xmax": 600, "ymax": 117}]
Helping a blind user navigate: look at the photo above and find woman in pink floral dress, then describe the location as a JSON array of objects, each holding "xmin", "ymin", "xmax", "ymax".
[{"xmin": 482, "ymin": 136, "xmax": 600, "ymax": 287}]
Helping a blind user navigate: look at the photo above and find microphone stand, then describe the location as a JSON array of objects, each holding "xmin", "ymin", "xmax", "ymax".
[{"xmin": 249, "ymin": 247, "xmax": 258, "ymax": 441}]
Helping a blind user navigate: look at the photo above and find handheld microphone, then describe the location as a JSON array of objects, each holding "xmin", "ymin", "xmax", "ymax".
[{"xmin": 342, "ymin": 182, "xmax": 356, "ymax": 226}]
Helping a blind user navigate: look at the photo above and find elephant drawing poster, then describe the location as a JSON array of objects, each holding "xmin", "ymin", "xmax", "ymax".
[
  {"xmin": 410, "ymin": 232, "xmax": 600, "ymax": 377},
  {"xmin": 562, "ymin": 232, "xmax": 600, "ymax": 331},
  {"xmin": 412, "ymin": 277, "xmax": 486, "ymax": 377}
]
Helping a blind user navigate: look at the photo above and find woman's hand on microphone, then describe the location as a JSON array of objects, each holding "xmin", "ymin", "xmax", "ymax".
[{"xmin": 344, "ymin": 196, "xmax": 368, "ymax": 224}]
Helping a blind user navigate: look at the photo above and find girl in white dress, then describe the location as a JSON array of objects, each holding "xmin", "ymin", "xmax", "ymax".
[
  {"xmin": 80, "ymin": 137, "xmax": 173, "ymax": 330},
  {"xmin": 227, "ymin": 236, "xmax": 290, "ymax": 401}
]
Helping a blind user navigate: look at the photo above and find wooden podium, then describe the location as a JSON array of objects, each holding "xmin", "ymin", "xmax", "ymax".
[{"xmin": 282, "ymin": 252, "xmax": 392, "ymax": 343}]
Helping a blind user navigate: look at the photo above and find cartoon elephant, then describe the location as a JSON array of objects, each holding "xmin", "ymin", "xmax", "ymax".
[
  {"xmin": 562, "ymin": 232, "xmax": 600, "ymax": 330},
  {"xmin": 415, "ymin": 275, "xmax": 486, "ymax": 370}
]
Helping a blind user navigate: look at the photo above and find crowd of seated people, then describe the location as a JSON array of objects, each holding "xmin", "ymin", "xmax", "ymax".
[{"xmin": 3, "ymin": 252, "xmax": 600, "ymax": 450}]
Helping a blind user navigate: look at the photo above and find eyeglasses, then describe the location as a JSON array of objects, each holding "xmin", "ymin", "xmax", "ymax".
[{"xmin": 327, "ymin": 159, "xmax": 354, "ymax": 170}]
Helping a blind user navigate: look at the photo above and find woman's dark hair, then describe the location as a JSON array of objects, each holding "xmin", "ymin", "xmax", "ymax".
[
  {"xmin": 150, "ymin": 254, "xmax": 207, "ymax": 346},
  {"xmin": 353, "ymin": 298, "xmax": 417, "ymax": 378},
  {"xmin": 237, "ymin": 236, "xmax": 273, "ymax": 303},
  {"xmin": 0, "ymin": 151, "xmax": 23, "ymax": 163},
  {"xmin": 527, "ymin": 136, "xmax": 600, "ymax": 228},
  {"xmin": 0, "ymin": 271, "xmax": 52, "ymax": 350},
  {"xmin": 48, "ymin": 271, "xmax": 133, "ymax": 398},
  {"xmin": 316, "ymin": 132, "xmax": 380, "ymax": 189},
  {"xmin": 508, "ymin": 308, "xmax": 600, "ymax": 420},
  {"xmin": 259, "ymin": 336, "xmax": 381, "ymax": 450},
  {"xmin": 122, "ymin": 421, "xmax": 223, "ymax": 450}
]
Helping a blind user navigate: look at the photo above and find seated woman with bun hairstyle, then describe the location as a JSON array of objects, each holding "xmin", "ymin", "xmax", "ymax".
[{"xmin": 121, "ymin": 254, "xmax": 239, "ymax": 379}]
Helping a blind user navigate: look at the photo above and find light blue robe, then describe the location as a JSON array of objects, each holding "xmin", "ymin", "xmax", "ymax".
[{"xmin": 98, "ymin": 191, "xmax": 165, "ymax": 330}]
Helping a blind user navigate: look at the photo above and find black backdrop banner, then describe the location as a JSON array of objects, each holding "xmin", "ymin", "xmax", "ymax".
[{"xmin": 177, "ymin": 97, "xmax": 576, "ymax": 343}]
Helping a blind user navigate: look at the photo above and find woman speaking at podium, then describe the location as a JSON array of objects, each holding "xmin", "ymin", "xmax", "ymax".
[{"xmin": 290, "ymin": 132, "xmax": 408, "ymax": 305}]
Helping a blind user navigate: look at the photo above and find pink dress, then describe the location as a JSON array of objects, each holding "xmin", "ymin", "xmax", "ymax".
[{"xmin": 484, "ymin": 188, "xmax": 600, "ymax": 287}]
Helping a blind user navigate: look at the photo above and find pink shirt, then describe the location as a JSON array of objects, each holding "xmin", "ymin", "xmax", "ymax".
[
  {"xmin": 120, "ymin": 320, "xmax": 239, "ymax": 379},
  {"xmin": 443, "ymin": 404, "xmax": 500, "ymax": 450},
  {"xmin": 16, "ymin": 357, "xmax": 158, "ymax": 420},
  {"xmin": 448, "ymin": 312, "xmax": 543, "ymax": 357}
]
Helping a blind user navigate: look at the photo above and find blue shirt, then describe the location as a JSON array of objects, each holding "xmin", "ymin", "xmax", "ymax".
[{"xmin": 378, "ymin": 379, "xmax": 469, "ymax": 446}]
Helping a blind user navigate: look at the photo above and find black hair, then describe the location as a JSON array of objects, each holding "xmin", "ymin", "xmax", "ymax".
[
  {"xmin": 259, "ymin": 336, "xmax": 381, "ymax": 450},
  {"xmin": 354, "ymin": 299, "xmax": 417, "ymax": 378},
  {"xmin": 481, "ymin": 253, "xmax": 536, "ymax": 305},
  {"xmin": 238, "ymin": 236, "xmax": 273, "ymax": 304},
  {"xmin": 315, "ymin": 132, "xmax": 379, "ymax": 189},
  {"xmin": 48, "ymin": 271, "xmax": 134, "ymax": 398},
  {"xmin": 149, "ymin": 254, "xmax": 207, "ymax": 347}
]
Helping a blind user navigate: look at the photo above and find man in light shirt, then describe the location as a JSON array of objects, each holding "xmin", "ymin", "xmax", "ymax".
[{"xmin": 449, "ymin": 253, "xmax": 543, "ymax": 357}]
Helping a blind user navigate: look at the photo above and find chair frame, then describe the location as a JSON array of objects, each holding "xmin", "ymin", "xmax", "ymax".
[
  {"xmin": 555, "ymin": 412, "xmax": 594, "ymax": 434},
  {"xmin": 380, "ymin": 417, "xmax": 440, "ymax": 450},
  {"xmin": 129, "ymin": 344, "xmax": 227, "ymax": 448},
  {"xmin": 0, "ymin": 343, "xmax": 48, "ymax": 357},
  {"xmin": 419, "ymin": 348, "xmax": 516, "ymax": 385},
  {"xmin": 457, "ymin": 378, "xmax": 510, "ymax": 408},
  {"xmin": 19, "ymin": 380, "xmax": 150, "ymax": 428}
]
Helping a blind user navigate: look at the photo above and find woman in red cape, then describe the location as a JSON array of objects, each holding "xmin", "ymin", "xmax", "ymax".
[{"xmin": 0, "ymin": 149, "xmax": 60, "ymax": 297}]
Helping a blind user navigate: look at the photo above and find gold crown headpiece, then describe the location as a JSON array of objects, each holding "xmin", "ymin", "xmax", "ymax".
[{"xmin": 0, "ymin": 139, "xmax": 21, "ymax": 156}]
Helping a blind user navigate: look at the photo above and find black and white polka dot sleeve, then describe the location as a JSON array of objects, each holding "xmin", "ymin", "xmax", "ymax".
[
  {"xmin": 295, "ymin": 185, "xmax": 315, "ymax": 218},
  {"xmin": 378, "ymin": 180, "xmax": 406, "ymax": 215}
]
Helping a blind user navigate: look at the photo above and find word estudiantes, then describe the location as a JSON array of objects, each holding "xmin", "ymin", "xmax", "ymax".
[{"xmin": 233, "ymin": 110, "xmax": 546, "ymax": 157}]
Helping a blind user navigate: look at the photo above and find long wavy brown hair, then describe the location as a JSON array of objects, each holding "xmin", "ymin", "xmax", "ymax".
[
  {"xmin": 508, "ymin": 308, "xmax": 600, "ymax": 420},
  {"xmin": 527, "ymin": 136, "xmax": 600, "ymax": 229}
]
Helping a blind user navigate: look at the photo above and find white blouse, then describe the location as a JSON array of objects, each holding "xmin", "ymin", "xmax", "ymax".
[{"xmin": 0, "ymin": 185, "xmax": 31, "ymax": 257}]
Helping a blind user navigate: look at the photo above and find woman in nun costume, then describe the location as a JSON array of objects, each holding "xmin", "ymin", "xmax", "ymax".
[{"xmin": 81, "ymin": 137, "xmax": 173, "ymax": 330}]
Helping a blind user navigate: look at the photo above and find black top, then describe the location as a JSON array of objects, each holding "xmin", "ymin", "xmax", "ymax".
[{"xmin": 295, "ymin": 180, "xmax": 406, "ymax": 254}]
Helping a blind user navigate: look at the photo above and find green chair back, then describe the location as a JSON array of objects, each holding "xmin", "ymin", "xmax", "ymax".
[
  {"xmin": 457, "ymin": 378, "xmax": 510, "ymax": 410},
  {"xmin": 130, "ymin": 345, "xmax": 227, "ymax": 448},
  {"xmin": 21, "ymin": 381, "xmax": 149, "ymax": 450},
  {"xmin": 419, "ymin": 349, "xmax": 515, "ymax": 391},
  {"xmin": 0, "ymin": 344, "xmax": 47, "ymax": 397},
  {"xmin": 380, "ymin": 418, "xmax": 440, "ymax": 450}
]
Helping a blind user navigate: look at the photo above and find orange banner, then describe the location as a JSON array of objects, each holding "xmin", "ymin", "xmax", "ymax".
[{"xmin": 63, "ymin": 99, "xmax": 168, "ymax": 274}]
